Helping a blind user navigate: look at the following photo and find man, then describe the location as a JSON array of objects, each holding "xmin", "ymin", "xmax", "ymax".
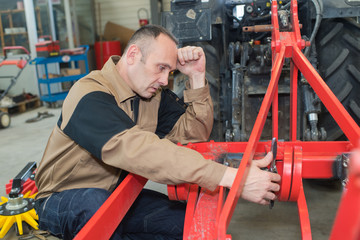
[{"xmin": 35, "ymin": 25, "xmax": 280, "ymax": 239}]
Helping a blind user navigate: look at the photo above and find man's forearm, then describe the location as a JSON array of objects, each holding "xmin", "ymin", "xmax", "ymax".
[{"xmin": 188, "ymin": 72, "xmax": 206, "ymax": 89}]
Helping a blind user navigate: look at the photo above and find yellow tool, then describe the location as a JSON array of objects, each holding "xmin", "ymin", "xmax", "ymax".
[
  {"xmin": 0, "ymin": 162, "xmax": 39, "ymax": 238},
  {"xmin": 0, "ymin": 191, "xmax": 38, "ymax": 238}
]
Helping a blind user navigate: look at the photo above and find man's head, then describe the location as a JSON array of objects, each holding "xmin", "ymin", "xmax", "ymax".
[{"xmin": 118, "ymin": 25, "xmax": 179, "ymax": 98}]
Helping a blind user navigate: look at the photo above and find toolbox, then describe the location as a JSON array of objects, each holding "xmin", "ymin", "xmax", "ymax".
[{"xmin": 36, "ymin": 37, "xmax": 60, "ymax": 57}]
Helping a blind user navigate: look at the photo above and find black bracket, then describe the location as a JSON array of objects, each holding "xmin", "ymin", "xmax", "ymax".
[{"xmin": 9, "ymin": 162, "xmax": 37, "ymax": 198}]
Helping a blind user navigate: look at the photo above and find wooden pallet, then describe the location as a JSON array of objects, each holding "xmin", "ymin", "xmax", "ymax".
[{"xmin": 0, "ymin": 97, "xmax": 41, "ymax": 114}]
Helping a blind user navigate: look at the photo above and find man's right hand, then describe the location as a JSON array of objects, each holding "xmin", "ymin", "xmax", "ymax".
[
  {"xmin": 219, "ymin": 152, "xmax": 281, "ymax": 205},
  {"xmin": 241, "ymin": 152, "xmax": 281, "ymax": 205},
  {"xmin": 176, "ymin": 46, "xmax": 206, "ymax": 89}
]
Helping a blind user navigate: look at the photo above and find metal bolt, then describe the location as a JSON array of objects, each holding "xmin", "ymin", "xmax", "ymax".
[
  {"xmin": 342, "ymin": 178, "xmax": 348, "ymax": 187},
  {"xmin": 0, "ymin": 210, "xmax": 3, "ymax": 214},
  {"xmin": 343, "ymin": 157, "xmax": 349, "ymax": 168},
  {"xmin": 24, "ymin": 207, "xmax": 28, "ymax": 212},
  {"xmin": 10, "ymin": 211, "xmax": 15, "ymax": 215}
]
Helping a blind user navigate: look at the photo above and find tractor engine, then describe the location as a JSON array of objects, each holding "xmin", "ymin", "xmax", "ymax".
[{"xmin": 162, "ymin": 0, "xmax": 360, "ymax": 142}]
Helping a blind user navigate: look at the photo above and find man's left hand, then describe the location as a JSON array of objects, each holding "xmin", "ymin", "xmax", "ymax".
[{"xmin": 177, "ymin": 46, "xmax": 206, "ymax": 89}]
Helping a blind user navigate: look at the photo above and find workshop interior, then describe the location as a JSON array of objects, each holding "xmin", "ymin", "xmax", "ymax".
[{"xmin": 0, "ymin": 0, "xmax": 360, "ymax": 239}]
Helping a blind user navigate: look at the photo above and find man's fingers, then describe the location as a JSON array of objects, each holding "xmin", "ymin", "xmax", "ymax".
[
  {"xmin": 254, "ymin": 152, "xmax": 273, "ymax": 168},
  {"xmin": 178, "ymin": 47, "xmax": 191, "ymax": 64},
  {"xmin": 264, "ymin": 191, "xmax": 277, "ymax": 201},
  {"xmin": 269, "ymin": 181, "xmax": 280, "ymax": 192},
  {"xmin": 270, "ymin": 172, "xmax": 281, "ymax": 183},
  {"xmin": 258, "ymin": 199, "xmax": 270, "ymax": 205},
  {"xmin": 177, "ymin": 49, "xmax": 185, "ymax": 65},
  {"xmin": 193, "ymin": 48, "xmax": 203, "ymax": 60},
  {"xmin": 185, "ymin": 47, "xmax": 194, "ymax": 61},
  {"xmin": 178, "ymin": 46, "xmax": 203, "ymax": 65}
]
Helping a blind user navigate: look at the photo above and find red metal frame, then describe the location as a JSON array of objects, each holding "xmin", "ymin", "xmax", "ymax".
[
  {"xmin": 213, "ymin": 1, "xmax": 360, "ymax": 238},
  {"xmin": 75, "ymin": 1, "xmax": 360, "ymax": 239}
]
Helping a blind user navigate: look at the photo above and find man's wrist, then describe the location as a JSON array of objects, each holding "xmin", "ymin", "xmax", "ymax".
[
  {"xmin": 219, "ymin": 167, "xmax": 237, "ymax": 189},
  {"xmin": 189, "ymin": 72, "xmax": 206, "ymax": 89}
]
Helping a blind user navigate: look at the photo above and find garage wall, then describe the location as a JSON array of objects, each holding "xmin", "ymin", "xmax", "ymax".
[{"xmin": 94, "ymin": 0, "xmax": 151, "ymax": 34}]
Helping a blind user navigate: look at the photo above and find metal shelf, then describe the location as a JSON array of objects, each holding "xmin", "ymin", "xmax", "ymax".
[
  {"xmin": 37, "ymin": 74, "xmax": 87, "ymax": 84},
  {"xmin": 40, "ymin": 92, "xmax": 69, "ymax": 102},
  {"xmin": 30, "ymin": 45, "xmax": 89, "ymax": 103}
]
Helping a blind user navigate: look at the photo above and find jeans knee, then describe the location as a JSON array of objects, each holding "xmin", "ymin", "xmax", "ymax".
[
  {"xmin": 70, "ymin": 188, "xmax": 111, "ymax": 235},
  {"xmin": 37, "ymin": 188, "xmax": 111, "ymax": 239}
]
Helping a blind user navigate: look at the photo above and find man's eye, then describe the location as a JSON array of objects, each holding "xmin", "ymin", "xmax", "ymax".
[{"xmin": 159, "ymin": 66, "xmax": 165, "ymax": 71}]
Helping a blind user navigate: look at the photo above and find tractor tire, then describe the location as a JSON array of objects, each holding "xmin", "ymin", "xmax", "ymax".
[
  {"xmin": 173, "ymin": 42, "xmax": 221, "ymax": 141},
  {"xmin": 0, "ymin": 111, "xmax": 11, "ymax": 129},
  {"xmin": 315, "ymin": 18, "xmax": 360, "ymax": 140}
]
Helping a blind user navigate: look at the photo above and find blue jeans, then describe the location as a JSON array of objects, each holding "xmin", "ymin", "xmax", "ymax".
[{"xmin": 35, "ymin": 188, "xmax": 186, "ymax": 240}]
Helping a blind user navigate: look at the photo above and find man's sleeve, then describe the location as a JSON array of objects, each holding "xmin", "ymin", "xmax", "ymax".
[{"xmin": 161, "ymin": 81, "xmax": 214, "ymax": 144}]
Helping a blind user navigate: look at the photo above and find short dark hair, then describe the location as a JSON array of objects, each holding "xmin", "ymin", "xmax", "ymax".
[{"xmin": 124, "ymin": 25, "xmax": 178, "ymax": 61}]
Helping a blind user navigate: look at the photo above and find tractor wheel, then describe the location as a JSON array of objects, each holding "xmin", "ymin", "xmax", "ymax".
[
  {"xmin": 0, "ymin": 111, "xmax": 11, "ymax": 129},
  {"xmin": 315, "ymin": 18, "xmax": 360, "ymax": 140}
]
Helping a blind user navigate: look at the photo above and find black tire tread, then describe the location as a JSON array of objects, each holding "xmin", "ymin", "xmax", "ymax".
[
  {"xmin": 350, "ymin": 100, "xmax": 360, "ymax": 119},
  {"xmin": 343, "ymin": 33, "xmax": 360, "ymax": 52},
  {"xmin": 316, "ymin": 19, "xmax": 360, "ymax": 140},
  {"xmin": 324, "ymin": 48, "xmax": 349, "ymax": 78},
  {"xmin": 319, "ymin": 23, "xmax": 343, "ymax": 47},
  {"xmin": 347, "ymin": 65, "xmax": 360, "ymax": 83},
  {"xmin": 334, "ymin": 80, "xmax": 352, "ymax": 103}
]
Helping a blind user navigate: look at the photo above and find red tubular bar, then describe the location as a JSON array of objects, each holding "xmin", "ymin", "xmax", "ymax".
[
  {"xmin": 272, "ymin": 87, "xmax": 279, "ymax": 139},
  {"xmin": 74, "ymin": 174, "xmax": 147, "ymax": 240},
  {"xmin": 290, "ymin": 61, "xmax": 298, "ymax": 141},
  {"xmin": 297, "ymin": 183, "xmax": 312, "ymax": 240},
  {"xmin": 3, "ymin": 46, "xmax": 30, "ymax": 56},
  {"xmin": 187, "ymin": 188, "xmax": 221, "ymax": 239},
  {"xmin": 183, "ymin": 185, "xmax": 199, "ymax": 238},
  {"xmin": 217, "ymin": 44, "xmax": 286, "ymax": 239},
  {"xmin": 191, "ymin": 141, "xmax": 350, "ymax": 181}
]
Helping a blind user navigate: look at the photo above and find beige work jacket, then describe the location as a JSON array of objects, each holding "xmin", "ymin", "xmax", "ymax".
[{"xmin": 35, "ymin": 56, "xmax": 227, "ymax": 200}]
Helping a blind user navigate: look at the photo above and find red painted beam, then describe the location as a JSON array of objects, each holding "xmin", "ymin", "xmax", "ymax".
[
  {"xmin": 74, "ymin": 174, "xmax": 147, "ymax": 240},
  {"xmin": 217, "ymin": 44, "xmax": 286, "ymax": 239}
]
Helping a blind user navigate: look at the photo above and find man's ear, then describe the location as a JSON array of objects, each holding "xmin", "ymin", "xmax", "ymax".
[{"xmin": 126, "ymin": 45, "xmax": 141, "ymax": 65}]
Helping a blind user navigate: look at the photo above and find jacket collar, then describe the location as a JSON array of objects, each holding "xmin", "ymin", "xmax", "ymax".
[{"xmin": 100, "ymin": 56, "xmax": 136, "ymax": 103}]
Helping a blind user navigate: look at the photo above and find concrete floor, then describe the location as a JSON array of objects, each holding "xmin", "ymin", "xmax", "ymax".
[{"xmin": 0, "ymin": 105, "xmax": 343, "ymax": 239}]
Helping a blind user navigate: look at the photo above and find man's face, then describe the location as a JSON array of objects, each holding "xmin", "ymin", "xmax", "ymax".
[{"xmin": 127, "ymin": 34, "xmax": 178, "ymax": 98}]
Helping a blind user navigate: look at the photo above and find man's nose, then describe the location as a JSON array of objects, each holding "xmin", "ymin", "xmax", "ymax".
[{"xmin": 158, "ymin": 73, "xmax": 169, "ymax": 86}]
